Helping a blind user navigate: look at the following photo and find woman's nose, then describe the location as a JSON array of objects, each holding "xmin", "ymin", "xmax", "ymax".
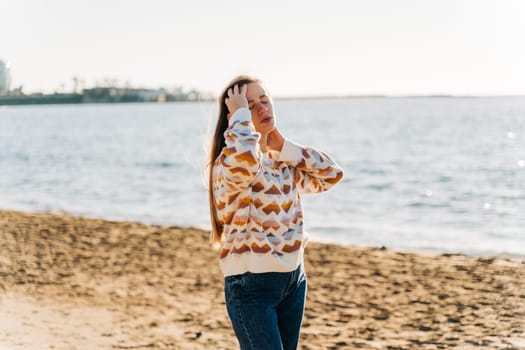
[{"xmin": 256, "ymin": 104, "xmax": 268, "ymax": 116}]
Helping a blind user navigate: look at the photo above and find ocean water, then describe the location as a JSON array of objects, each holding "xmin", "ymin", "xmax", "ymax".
[{"xmin": 1, "ymin": 97, "xmax": 524, "ymax": 257}]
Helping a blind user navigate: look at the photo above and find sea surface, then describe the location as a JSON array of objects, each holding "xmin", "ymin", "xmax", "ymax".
[{"xmin": 1, "ymin": 97, "xmax": 524, "ymax": 258}]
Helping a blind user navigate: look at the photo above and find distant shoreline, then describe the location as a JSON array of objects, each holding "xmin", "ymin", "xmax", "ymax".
[
  {"xmin": 1, "ymin": 93, "xmax": 524, "ymax": 106},
  {"xmin": 0, "ymin": 86, "xmax": 206, "ymax": 106},
  {"xmin": 273, "ymin": 94, "xmax": 525, "ymax": 100}
]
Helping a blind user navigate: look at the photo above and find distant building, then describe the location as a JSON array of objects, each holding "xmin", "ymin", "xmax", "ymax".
[{"xmin": 0, "ymin": 59, "xmax": 11, "ymax": 95}]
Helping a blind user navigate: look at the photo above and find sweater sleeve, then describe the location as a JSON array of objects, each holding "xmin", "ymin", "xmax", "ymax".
[
  {"xmin": 278, "ymin": 139, "xmax": 344, "ymax": 194},
  {"xmin": 216, "ymin": 107, "xmax": 262, "ymax": 191}
]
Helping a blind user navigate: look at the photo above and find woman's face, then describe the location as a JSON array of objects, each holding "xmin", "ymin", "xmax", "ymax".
[{"xmin": 245, "ymin": 82, "xmax": 275, "ymax": 136}]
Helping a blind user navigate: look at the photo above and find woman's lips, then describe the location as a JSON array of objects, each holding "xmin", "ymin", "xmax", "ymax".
[{"xmin": 261, "ymin": 116, "xmax": 273, "ymax": 123}]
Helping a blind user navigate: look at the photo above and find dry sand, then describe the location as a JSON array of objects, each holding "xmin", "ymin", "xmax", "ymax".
[{"xmin": 1, "ymin": 209, "xmax": 524, "ymax": 349}]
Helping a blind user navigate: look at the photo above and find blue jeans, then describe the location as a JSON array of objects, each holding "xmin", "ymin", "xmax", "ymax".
[{"xmin": 224, "ymin": 264, "xmax": 307, "ymax": 350}]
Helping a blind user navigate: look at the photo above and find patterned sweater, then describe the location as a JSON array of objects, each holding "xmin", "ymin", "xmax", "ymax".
[{"xmin": 212, "ymin": 108, "xmax": 344, "ymax": 277}]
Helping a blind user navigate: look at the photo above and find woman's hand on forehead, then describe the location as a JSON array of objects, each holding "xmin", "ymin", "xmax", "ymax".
[{"xmin": 225, "ymin": 84, "xmax": 249, "ymax": 119}]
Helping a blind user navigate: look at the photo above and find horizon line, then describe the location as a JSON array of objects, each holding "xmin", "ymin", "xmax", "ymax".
[{"xmin": 271, "ymin": 93, "xmax": 525, "ymax": 100}]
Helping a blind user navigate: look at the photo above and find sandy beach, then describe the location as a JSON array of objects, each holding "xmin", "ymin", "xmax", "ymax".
[{"xmin": 1, "ymin": 209, "xmax": 524, "ymax": 349}]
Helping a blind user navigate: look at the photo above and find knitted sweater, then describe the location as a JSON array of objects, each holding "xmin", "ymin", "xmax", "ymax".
[{"xmin": 212, "ymin": 108, "xmax": 344, "ymax": 277}]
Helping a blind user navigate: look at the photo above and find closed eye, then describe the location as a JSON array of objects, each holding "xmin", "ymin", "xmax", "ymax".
[{"xmin": 249, "ymin": 99, "xmax": 270, "ymax": 109}]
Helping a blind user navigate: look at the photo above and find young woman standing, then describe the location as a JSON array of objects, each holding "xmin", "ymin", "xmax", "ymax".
[{"xmin": 208, "ymin": 74, "xmax": 344, "ymax": 349}]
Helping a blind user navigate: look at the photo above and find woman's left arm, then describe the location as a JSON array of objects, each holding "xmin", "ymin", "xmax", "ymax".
[{"xmin": 277, "ymin": 139, "xmax": 344, "ymax": 194}]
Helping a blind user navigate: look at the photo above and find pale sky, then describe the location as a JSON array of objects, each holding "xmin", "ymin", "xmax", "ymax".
[{"xmin": 1, "ymin": 0, "xmax": 525, "ymax": 97}]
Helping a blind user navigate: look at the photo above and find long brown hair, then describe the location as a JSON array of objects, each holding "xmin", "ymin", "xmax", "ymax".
[{"xmin": 208, "ymin": 74, "xmax": 262, "ymax": 248}]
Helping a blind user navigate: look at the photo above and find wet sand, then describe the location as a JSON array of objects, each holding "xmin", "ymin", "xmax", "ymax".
[{"xmin": 1, "ymin": 209, "xmax": 524, "ymax": 349}]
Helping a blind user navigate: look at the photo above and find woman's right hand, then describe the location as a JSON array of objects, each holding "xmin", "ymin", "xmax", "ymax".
[{"xmin": 225, "ymin": 84, "xmax": 249, "ymax": 119}]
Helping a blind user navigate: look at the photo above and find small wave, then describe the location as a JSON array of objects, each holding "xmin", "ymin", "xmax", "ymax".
[
  {"xmin": 408, "ymin": 202, "xmax": 450, "ymax": 208},
  {"xmin": 437, "ymin": 175, "xmax": 453, "ymax": 183},
  {"xmin": 492, "ymin": 252, "xmax": 525, "ymax": 262},
  {"xmin": 366, "ymin": 183, "xmax": 393, "ymax": 191},
  {"xmin": 135, "ymin": 161, "xmax": 178, "ymax": 168},
  {"xmin": 14, "ymin": 153, "xmax": 30, "ymax": 161},
  {"xmin": 359, "ymin": 168, "xmax": 387, "ymax": 175}
]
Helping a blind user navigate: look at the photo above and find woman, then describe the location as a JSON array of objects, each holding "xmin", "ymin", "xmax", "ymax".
[{"xmin": 208, "ymin": 74, "xmax": 344, "ymax": 350}]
